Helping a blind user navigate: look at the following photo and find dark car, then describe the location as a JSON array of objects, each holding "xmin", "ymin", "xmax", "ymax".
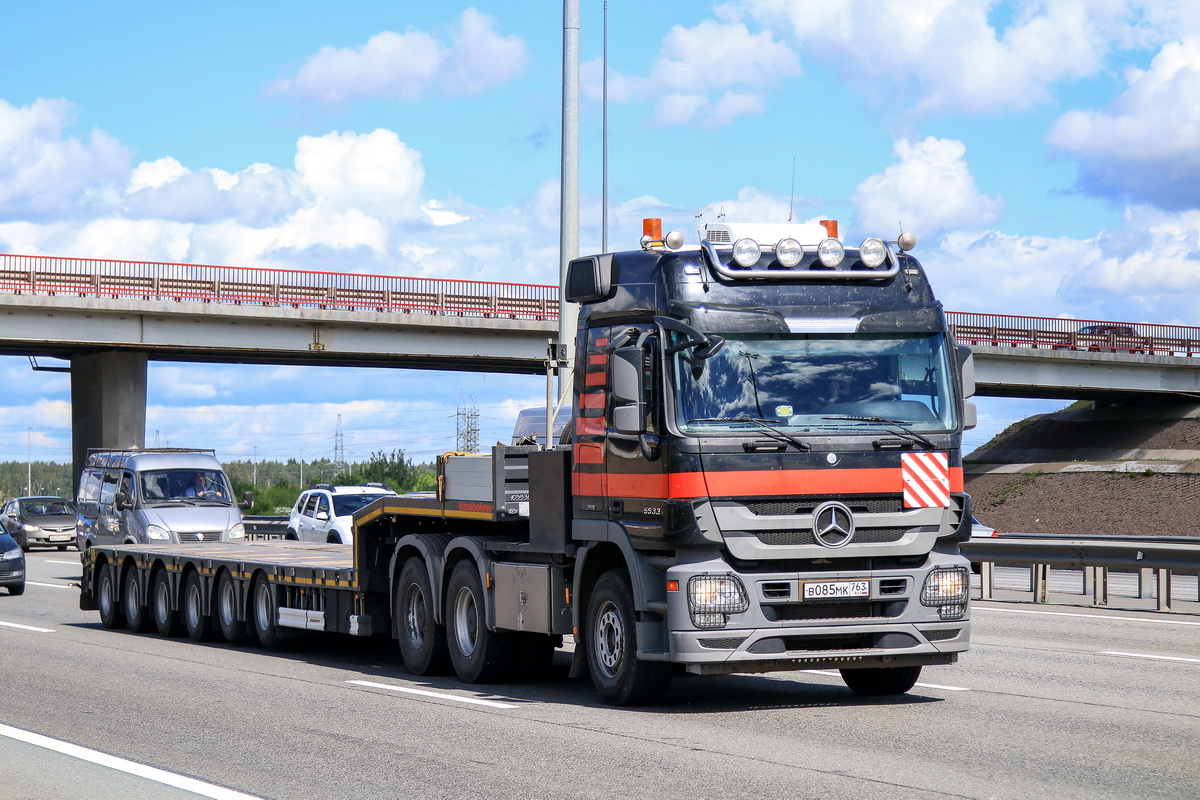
[
  {"xmin": 0, "ymin": 496, "xmax": 78, "ymax": 551},
  {"xmin": 0, "ymin": 531, "xmax": 25, "ymax": 595},
  {"xmin": 1054, "ymin": 324, "xmax": 1145, "ymax": 353}
]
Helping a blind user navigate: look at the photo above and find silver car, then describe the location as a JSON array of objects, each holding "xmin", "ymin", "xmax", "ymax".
[{"xmin": 0, "ymin": 496, "xmax": 78, "ymax": 551}]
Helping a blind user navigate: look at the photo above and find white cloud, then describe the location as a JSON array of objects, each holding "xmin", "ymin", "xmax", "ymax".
[
  {"xmin": 0, "ymin": 97, "xmax": 130, "ymax": 218},
  {"xmin": 584, "ymin": 19, "xmax": 799, "ymax": 127},
  {"xmin": 726, "ymin": 0, "xmax": 1142, "ymax": 114},
  {"xmin": 853, "ymin": 137, "xmax": 1003, "ymax": 241},
  {"xmin": 1048, "ymin": 37, "xmax": 1200, "ymax": 209},
  {"xmin": 269, "ymin": 9, "xmax": 526, "ymax": 106}
]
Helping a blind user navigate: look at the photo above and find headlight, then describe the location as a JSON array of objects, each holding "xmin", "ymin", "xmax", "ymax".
[
  {"xmin": 731, "ymin": 237, "xmax": 761, "ymax": 267},
  {"xmin": 22, "ymin": 523, "xmax": 38, "ymax": 532},
  {"xmin": 146, "ymin": 525, "xmax": 171, "ymax": 541},
  {"xmin": 1, "ymin": 548, "xmax": 21, "ymax": 560},
  {"xmin": 817, "ymin": 237, "xmax": 845, "ymax": 267},
  {"xmin": 859, "ymin": 237, "xmax": 887, "ymax": 267},
  {"xmin": 688, "ymin": 574, "xmax": 749, "ymax": 629},
  {"xmin": 921, "ymin": 566, "xmax": 969, "ymax": 620},
  {"xmin": 228, "ymin": 523, "xmax": 245, "ymax": 540},
  {"xmin": 775, "ymin": 237, "xmax": 803, "ymax": 267}
]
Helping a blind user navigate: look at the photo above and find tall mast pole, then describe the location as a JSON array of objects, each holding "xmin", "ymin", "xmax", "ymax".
[{"xmin": 557, "ymin": 0, "xmax": 580, "ymax": 408}]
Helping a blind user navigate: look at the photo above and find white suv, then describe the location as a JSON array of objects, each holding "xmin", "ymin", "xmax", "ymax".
[{"xmin": 287, "ymin": 484, "xmax": 397, "ymax": 545}]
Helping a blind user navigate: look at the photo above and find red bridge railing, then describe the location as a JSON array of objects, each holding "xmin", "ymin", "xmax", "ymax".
[
  {"xmin": 0, "ymin": 253, "xmax": 559, "ymax": 320},
  {"xmin": 3, "ymin": 254, "xmax": 1198, "ymax": 352}
]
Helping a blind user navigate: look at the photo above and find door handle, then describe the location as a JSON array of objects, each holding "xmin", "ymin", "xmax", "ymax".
[{"xmin": 609, "ymin": 499, "xmax": 624, "ymax": 515}]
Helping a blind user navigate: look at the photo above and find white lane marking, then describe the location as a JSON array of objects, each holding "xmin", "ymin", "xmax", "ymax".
[
  {"xmin": 0, "ymin": 620, "xmax": 55, "ymax": 633},
  {"xmin": 974, "ymin": 606, "xmax": 1200, "ymax": 627},
  {"xmin": 347, "ymin": 680, "xmax": 519, "ymax": 709},
  {"xmin": 1100, "ymin": 651, "xmax": 1200, "ymax": 665},
  {"xmin": 46, "ymin": 560, "xmax": 81, "ymax": 566},
  {"xmin": 27, "ymin": 581, "xmax": 75, "ymax": 590},
  {"xmin": 0, "ymin": 722, "xmax": 262, "ymax": 799},
  {"xmin": 807, "ymin": 670, "xmax": 970, "ymax": 691}
]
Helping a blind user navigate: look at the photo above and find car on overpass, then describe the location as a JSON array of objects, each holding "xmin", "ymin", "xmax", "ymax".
[
  {"xmin": 1053, "ymin": 324, "xmax": 1146, "ymax": 353},
  {"xmin": 0, "ymin": 496, "xmax": 78, "ymax": 550}
]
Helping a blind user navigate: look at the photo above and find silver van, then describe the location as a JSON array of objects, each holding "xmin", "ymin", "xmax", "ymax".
[{"xmin": 75, "ymin": 449, "xmax": 249, "ymax": 550}]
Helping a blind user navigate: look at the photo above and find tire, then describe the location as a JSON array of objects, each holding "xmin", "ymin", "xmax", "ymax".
[
  {"xmin": 840, "ymin": 666, "xmax": 922, "ymax": 696},
  {"xmin": 445, "ymin": 560, "xmax": 518, "ymax": 684},
  {"xmin": 14, "ymin": 531, "xmax": 28, "ymax": 551},
  {"xmin": 96, "ymin": 563, "xmax": 124, "ymax": 629},
  {"xmin": 251, "ymin": 574, "xmax": 283, "ymax": 648},
  {"xmin": 215, "ymin": 570, "xmax": 249, "ymax": 643},
  {"xmin": 396, "ymin": 558, "xmax": 451, "ymax": 675},
  {"xmin": 122, "ymin": 567, "xmax": 150, "ymax": 633},
  {"xmin": 8, "ymin": 583, "xmax": 24, "ymax": 596},
  {"xmin": 285, "ymin": 529, "xmax": 298, "ymax": 541},
  {"xmin": 182, "ymin": 571, "xmax": 213, "ymax": 642},
  {"xmin": 151, "ymin": 568, "xmax": 181, "ymax": 637},
  {"xmin": 586, "ymin": 570, "xmax": 672, "ymax": 706}
]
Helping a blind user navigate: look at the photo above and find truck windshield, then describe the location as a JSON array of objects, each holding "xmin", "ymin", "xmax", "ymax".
[
  {"xmin": 672, "ymin": 332, "xmax": 958, "ymax": 435},
  {"xmin": 141, "ymin": 469, "xmax": 232, "ymax": 503}
]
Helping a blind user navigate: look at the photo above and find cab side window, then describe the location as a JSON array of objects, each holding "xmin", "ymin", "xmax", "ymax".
[
  {"xmin": 99, "ymin": 472, "xmax": 120, "ymax": 506},
  {"xmin": 303, "ymin": 495, "xmax": 319, "ymax": 517}
]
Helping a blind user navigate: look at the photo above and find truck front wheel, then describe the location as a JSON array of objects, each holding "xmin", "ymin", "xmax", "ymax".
[
  {"xmin": 397, "ymin": 558, "xmax": 451, "ymax": 675},
  {"xmin": 840, "ymin": 665, "xmax": 922, "ymax": 696},
  {"xmin": 586, "ymin": 570, "xmax": 671, "ymax": 706},
  {"xmin": 445, "ymin": 560, "xmax": 517, "ymax": 683}
]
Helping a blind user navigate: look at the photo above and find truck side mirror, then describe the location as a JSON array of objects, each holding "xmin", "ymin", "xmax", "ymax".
[
  {"xmin": 240, "ymin": 491, "xmax": 253, "ymax": 510},
  {"xmin": 610, "ymin": 346, "xmax": 645, "ymax": 435},
  {"xmin": 115, "ymin": 491, "xmax": 132, "ymax": 511},
  {"xmin": 956, "ymin": 345, "xmax": 976, "ymax": 399}
]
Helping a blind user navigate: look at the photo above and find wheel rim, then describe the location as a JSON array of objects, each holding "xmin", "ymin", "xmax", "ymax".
[
  {"xmin": 593, "ymin": 600, "xmax": 624, "ymax": 679},
  {"xmin": 404, "ymin": 584, "xmax": 427, "ymax": 649},
  {"xmin": 98, "ymin": 571, "xmax": 113, "ymax": 616},
  {"xmin": 186, "ymin": 581, "xmax": 201, "ymax": 628},
  {"xmin": 218, "ymin": 580, "xmax": 235, "ymax": 626},
  {"xmin": 452, "ymin": 586, "xmax": 479, "ymax": 657},
  {"xmin": 124, "ymin": 576, "xmax": 139, "ymax": 620},
  {"xmin": 154, "ymin": 578, "xmax": 169, "ymax": 624},
  {"xmin": 255, "ymin": 583, "xmax": 271, "ymax": 631}
]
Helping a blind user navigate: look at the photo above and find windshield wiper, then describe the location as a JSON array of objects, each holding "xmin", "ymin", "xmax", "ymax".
[
  {"xmin": 687, "ymin": 416, "xmax": 811, "ymax": 452},
  {"xmin": 821, "ymin": 415, "xmax": 936, "ymax": 450}
]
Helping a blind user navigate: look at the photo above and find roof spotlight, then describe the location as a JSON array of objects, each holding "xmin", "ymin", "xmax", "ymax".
[
  {"xmin": 817, "ymin": 237, "xmax": 845, "ymax": 268},
  {"xmin": 859, "ymin": 238, "xmax": 887, "ymax": 268},
  {"xmin": 732, "ymin": 237, "xmax": 761, "ymax": 267},
  {"xmin": 776, "ymin": 237, "xmax": 803, "ymax": 267}
]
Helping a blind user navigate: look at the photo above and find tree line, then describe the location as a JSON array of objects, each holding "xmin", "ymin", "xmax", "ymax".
[{"xmin": 0, "ymin": 450, "xmax": 436, "ymax": 515}]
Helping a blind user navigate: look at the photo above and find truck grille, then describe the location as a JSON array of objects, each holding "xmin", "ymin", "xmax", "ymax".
[
  {"xmin": 753, "ymin": 527, "xmax": 908, "ymax": 546},
  {"xmin": 745, "ymin": 496, "xmax": 902, "ymax": 516},
  {"xmin": 177, "ymin": 531, "xmax": 221, "ymax": 542}
]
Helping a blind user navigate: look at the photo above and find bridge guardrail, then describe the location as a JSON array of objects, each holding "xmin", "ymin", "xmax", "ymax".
[
  {"xmin": 962, "ymin": 534, "xmax": 1200, "ymax": 612},
  {"xmin": 243, "ymin": 515, "xmax": 289, "ymax": 541},
  {"xmin": 0, "ymin": 253, "xmax": 559, "ymax": 320},
  {"xmin": 948, "ymin": 312, "xmax": 1200, "ymax": 356}
]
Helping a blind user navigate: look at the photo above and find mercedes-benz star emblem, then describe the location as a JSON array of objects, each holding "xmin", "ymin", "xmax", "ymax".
[{"xmin": 811, "ymin": 501, "xmax": 855, "ymax": 548}]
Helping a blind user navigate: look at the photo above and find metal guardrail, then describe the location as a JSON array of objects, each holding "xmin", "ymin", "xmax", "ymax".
[
  {"xmin": 243, "ymin": 515, "xmax": 289, "ymax": 541},
  {"xmin": 947, "ymin": 311, "xmax": 1200, "ymax": 356},
  {"xmin": 0, "ymin": 253, "xmax": 559, "ymax": 320},
  {"xmin": 962, "ymin": 534, "xmax": 1200, "ymax": 612}
]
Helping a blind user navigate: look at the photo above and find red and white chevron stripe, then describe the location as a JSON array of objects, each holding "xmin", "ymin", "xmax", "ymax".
[{"xmin": 902, "ymin": 451, "xmax": 950, "ymax": 508}]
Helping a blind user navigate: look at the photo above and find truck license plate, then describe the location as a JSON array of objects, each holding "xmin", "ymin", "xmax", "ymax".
[{"xmin": 801, "ymin": 579, "xmax": 870, "ymax": 600}]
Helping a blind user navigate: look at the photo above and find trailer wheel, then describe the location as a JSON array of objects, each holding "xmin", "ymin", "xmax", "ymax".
[
  {"xmin": 122, "ymin": 567, "xmax": 150, "ymax": 633},
  {"xmin": 396, "ymin": 558, "xmax": 450, "ymax": 675},
  {"xmin": 151, "ymin": 568, "xmax": 180, "ymax": 637},
  {"xmin": 97, "ymin": 563, "xmax": 124, "ymax": 629},
  {"xmin": 445, "ymin": 560, "xmax": 517, "ymax": 684},
  {"xmin": 839, "ymin": 666, "xmax": 922, "ymax": 696},
  {"xmin": 215, "ymin": 570, "xmax": 249, "ymax": 644},
  {"xmin": 586, "ymin": 570, "xmax": 671, "ymax": 706},
  {"xmin": 251, "ymin": 574, "xmax": 283, "ymax": 648},
  {"xmin": 183, "ymin": 571, "xmax": 213, "ymax": 642}
]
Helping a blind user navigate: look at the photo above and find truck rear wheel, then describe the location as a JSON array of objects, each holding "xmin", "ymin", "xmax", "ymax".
[
  {"xmin": 96, "ymin": 563, "xmax": 124, "ymax": 629},
  {"xmin": 840, "ymin": 666, "xmax": 922, "ymax": 696},
  {"xmin": 586, "ymin": 570, "xmax": 671, "ymax": 706},
  {"xmin": 251, "ymin": 574, "xmax": 283, "ymax": 648},
  {"xmin": 216, "ymin": 570, "xmax": 249, "ymax": 643},
  {"xmin": 445, "ymin": 560, "xmax": 517, "ymax": 684},
  {"xmin": 152, "ymin": 568, "xmax": 181, "ymax": 637},
  {"xmin": 396, "ymin": 558, "xmax": 451, "ymax": 675},
  {"xmin": 183, "ymin": 571, "xmax": 213, "ymax": 642},
  {"xmin": 123, "ymin": 567, "xmax": 150, "ymax": 633}
]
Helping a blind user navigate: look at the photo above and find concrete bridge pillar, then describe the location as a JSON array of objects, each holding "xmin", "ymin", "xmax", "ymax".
[{"xmin": 70, "ymin": 351, "xmax": 147, "ymax": 491}]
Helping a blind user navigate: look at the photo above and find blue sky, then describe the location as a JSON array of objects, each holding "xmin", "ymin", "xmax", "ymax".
[{"xmin": 3, "ymin": 1, "xmax": 1199, "ymax": 470}]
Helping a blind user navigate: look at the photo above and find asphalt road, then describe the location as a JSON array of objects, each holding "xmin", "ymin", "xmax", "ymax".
[{"xmin": 2, "ymin": 549, "xmax": 1198, "ymax": 800}]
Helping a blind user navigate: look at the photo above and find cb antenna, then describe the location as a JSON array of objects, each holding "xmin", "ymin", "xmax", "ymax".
[{"xmin": 787, "ymin": 157, "xmax": 796, "ymax": 222}]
